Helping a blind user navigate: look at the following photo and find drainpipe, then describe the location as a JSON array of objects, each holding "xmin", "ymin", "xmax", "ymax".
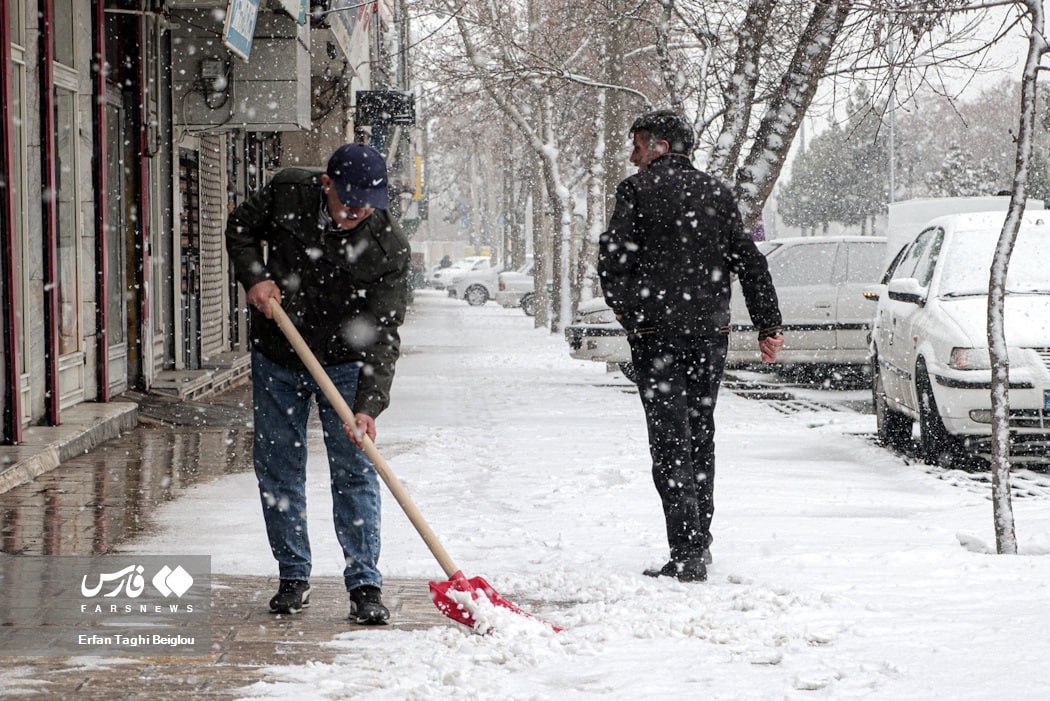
[
  {"xmin": 39, "ymin": 0, "xmax": 60, "ymax": 425},
  {"xmin": 93, "ymin": 0, "xmax": 110, "ymax": 401},
  {"xmin": 0, "ymin": 0, "xmax": 24, "ymax": 443}
]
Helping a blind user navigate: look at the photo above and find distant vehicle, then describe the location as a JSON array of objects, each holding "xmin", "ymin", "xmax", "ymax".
[
  {"xmin": 495, "ymin": 258, "xmax": 539, "ymax": 314},
  {"xmin": 565, "ymin": 236, "xmax": 888, "ymax": 375},
  {"xmin": 447, "ymin": 260, "xmax": 511, "ymax": 306},
  {"xmin": 429, "ymin": 257, "xmax": 489, "ymax": 290},
  {"xmin": 868, "ymin": 211, "xmax": 1050, "ymax": 465}
]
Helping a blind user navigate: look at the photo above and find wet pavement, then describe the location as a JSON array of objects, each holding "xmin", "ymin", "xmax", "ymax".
[
  {"xmin": 1, "ymin": 574, "xmax": 450, "ymax": 699},
  {"xmin": 0, "ymin": 380, "xmax": 453, "ymax": 698},
  {"xmin": 0, "ymin": 384, "xmax": 255, "ymax": 558}
]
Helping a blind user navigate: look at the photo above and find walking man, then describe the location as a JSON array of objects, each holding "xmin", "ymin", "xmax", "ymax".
[
  {"xmin": 598, "ymin": 111, "xmax": 784, "ymax": 582},
  {"xmin": 226, "ymin": 143, "xmax": 410, "ymax": 623}
]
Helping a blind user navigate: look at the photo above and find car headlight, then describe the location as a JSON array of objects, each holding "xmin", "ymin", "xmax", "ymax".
[{"xmin": 948, "ymin": 347, "xmax": 991, "ymax": 371}]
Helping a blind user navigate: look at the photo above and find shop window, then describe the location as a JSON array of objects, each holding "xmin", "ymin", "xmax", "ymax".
[
  {"xmin": 106, "ymin": 98, "xmax": 126, "ymax": 346},
  {"xmin": 54, "ymin": 87, "xmax": 80, "ymax": 355},
  {"xmin": 8, "ymin": 0, "xmax": 24, "ymax": 48},
  {"xmin": 53, "ymin": 0, "xmax": 75, "ymax": 68}
]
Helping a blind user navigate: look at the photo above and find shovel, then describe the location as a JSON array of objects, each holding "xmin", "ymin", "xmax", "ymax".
[{"xmin": 267, "ymin": 298, "xmax": 561, "ymax": 633}]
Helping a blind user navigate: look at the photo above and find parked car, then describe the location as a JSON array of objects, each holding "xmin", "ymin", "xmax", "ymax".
[
  {"xmin": 429, "ymin": 257, "xmax": 489, "ymax": 290},
  {"xmin": 565, "ymin": 236, "xmax": 887, "ymax": 375},
  {"xmin": 495, "ymin": 259, "xmax": 536, "ymax": 312},
  {"xmin": 447, "ymin": 257, "xmax": 532, "ymax": 306},
  {"xmin": 868, "ymin": 211, "xmax": 1050, "ymax": 465},
  {"xmin": 447, "ymin": 260, "xmax": 508, "ymax": 306},
  {"xmin": 729, "ymin": 236, "xmax": 887, "ymax": 367},
  {"xmin": 564, "ymin": 296, "xmax": 632, "ymax": 373}
]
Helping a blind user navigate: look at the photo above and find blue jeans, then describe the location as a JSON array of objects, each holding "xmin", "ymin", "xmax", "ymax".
[{"xmin": 251, "ymin": 350, "xmax": 382, "ymax": 591}]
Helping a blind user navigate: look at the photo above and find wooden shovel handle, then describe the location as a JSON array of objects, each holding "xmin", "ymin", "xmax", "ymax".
[{"xmin": 267, "ymin": 298, "xmax": 460, "ymax": 578}]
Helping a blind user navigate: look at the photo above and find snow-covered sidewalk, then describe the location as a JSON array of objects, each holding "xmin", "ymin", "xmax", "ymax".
[{"xmin": 132, "ymin": 290, "xmax": 1050, "ymax": 700}]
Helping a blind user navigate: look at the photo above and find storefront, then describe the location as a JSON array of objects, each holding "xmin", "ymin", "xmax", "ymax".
[{"xmin": 0, "ymin": 0, "xmax": 408, "ymax": 444}]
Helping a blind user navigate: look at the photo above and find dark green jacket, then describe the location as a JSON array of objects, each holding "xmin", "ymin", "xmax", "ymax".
[{"xmin": 225, "ymin": 167, "xmax": 410, "ymax": 417}]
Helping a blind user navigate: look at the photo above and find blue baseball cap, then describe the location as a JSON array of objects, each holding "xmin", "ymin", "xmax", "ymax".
[{"xmin": 326, "ymin": 143, "xmax": 390, "ymax": 209}]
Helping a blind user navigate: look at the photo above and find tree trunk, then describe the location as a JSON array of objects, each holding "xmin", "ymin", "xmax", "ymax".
[
  {"xmin": 734, "ymin": 0, "xmax": 853, "ymax": 229},
  {"xmin": 530, "ymin": 153, "xmax": 550, "ymax": 329},
  {"xmin": 582, "ymin": 93, "xmax": 608, "ymax": 307},
  {"xmin": 654, "ymin": 0, "xmax": 686, "ymax": 116},
  {"xmin": 709, "ymin": 0, "xmax": 775, "ymax": 182},
  {"xmin": 987, "ymin": 0, "xmax": 1046, "ymax": 555},
  {"xmin": 539, "ymin": 93, "xmax": 571, "ymax": 334},
  {"xmin": 601, "ymin": 9, "xmax": 627, "ymax": 238}
]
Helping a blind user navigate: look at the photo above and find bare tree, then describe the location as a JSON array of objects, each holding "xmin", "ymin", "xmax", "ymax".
[
  {"xmin": 987, "ymin": 0, "xmax": 1047, "ymax": 555},
  {"xmin": 413, "ymin": 0, "xmax": 1024, "ymax": 330},
  {"xmin": 707, "ymin": 0, "xmax": 776, "ymax": 183},
  {"xmin": 732, "ymin": 1, "xmax": 854, "ymax": 227},
  {"xmin": 443, "ymin": 0, "xmax": 610, "ymax": 331}
]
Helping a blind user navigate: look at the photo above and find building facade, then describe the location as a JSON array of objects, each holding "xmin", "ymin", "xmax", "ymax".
[{"xmin": 0, "ymin": 0, "xmax": 418, "ymax": 444}]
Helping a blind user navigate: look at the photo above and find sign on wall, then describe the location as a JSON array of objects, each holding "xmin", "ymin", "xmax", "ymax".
[
  {"xmin": 276, "ymin": 0, "xmax": 308, "ymax": 24},
  {"xmin": 223, "ymin": 0, "xmax": 261, "ymax": 61}
]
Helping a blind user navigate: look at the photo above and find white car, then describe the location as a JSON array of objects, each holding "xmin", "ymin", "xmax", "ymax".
[
  {"xmin": 447, "ymin": 261, "xmax": 505, "ymax": 306},
  {"xmin": 728, "ymin": 236, "xmax": 886, "ymax": 366},
  {"xmin": 449, "ymin": 255, "xmax": 533, "ymax": 304},
  {"xmin": 564, "ymin": 297, "xmax": 631, "ymax": 373},
  {"xmin": 869, "ymin": 211, "xmax": 1050, "ymax": 464},
  {"xmin": 495, "ymin": 259, "xmax": 538, "ymax": 313},
  {"xmin": 430, "ymin": 257, "xmax": 489, "ymax": 290},
  {"xmin": 564, "ymin": 236, "xmax": 887, "ymax": 375}
]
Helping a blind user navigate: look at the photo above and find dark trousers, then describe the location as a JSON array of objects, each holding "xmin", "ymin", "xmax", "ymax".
[{"xmin": 629, "ymin": 333, "xmax": 728, "ymax": 563}]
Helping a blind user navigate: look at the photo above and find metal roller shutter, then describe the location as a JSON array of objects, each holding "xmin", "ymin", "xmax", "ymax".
[{"xmin": 197, "ymin": 134, "xmax": 229, "ymax": 363}]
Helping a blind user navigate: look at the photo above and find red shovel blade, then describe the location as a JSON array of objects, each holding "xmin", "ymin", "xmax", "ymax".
[{"xmin": 429, "ymin": 570, "xmax": 563, "ymax": 633}]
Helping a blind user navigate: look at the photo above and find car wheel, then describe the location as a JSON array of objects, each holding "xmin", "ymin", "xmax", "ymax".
[
  {"xmin": 618, "ymin": 362, "xmax": 638, "ymax": 383},
  {"xmin": 520, "ymin": 293, "xmax": 536, "ymax": 317},
  {"xmin": 872, "ymin": 356, "xmax": 912, "ymax": 450},
  {"xmin": 916, "ymin": 362, "xmax": 961, "ymax": 466},
  {"xmin": 465, "ymin": 285, "xmax": 488, "ymax": 306}
]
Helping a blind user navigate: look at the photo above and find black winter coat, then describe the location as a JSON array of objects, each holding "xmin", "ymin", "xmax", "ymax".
[
  {"xmin": 225, "ymin": 167, "xmax": 410, "ymax": 418},
  {"xmin": 597, "ymin": 155, "xmax": 781, "ymax": 339}
]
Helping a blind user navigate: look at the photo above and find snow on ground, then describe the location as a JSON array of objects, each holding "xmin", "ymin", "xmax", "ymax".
[{"xmin": 129, "ymin": 290, "xmax": 1050, "ymax": 700}]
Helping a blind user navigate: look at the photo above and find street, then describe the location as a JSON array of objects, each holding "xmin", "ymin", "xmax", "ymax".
[
  {"xmin": 5, "ymin": 290, "xmax": 1050, "ymax": 699},
  {"xmin": 116, "ymin": 289, "xmax": 1050, "ymax": 699}
]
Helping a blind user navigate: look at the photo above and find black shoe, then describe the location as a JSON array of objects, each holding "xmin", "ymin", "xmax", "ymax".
[
  {"xmin": 269, "ymin": 579, "xmax": 311, "ymax": 614},
  {"xmin": 643, "ymin": 558, "xmax": 707, "ymax": 582},
  {"xmin": 349, "ymin": 585, "xmax": 390, "ymax": 625}
]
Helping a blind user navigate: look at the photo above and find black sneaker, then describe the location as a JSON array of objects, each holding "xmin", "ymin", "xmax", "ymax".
[
  {"xmin": 349, "ymin": 585, "xmax": 390, "ymax": 625},
  {"xmin": 269, "ymin": 579, "xmax": 311, "ymax": 614},
  {"xmin": 643, "ymin": 558, "xmax": 707, "ymax": 582}
]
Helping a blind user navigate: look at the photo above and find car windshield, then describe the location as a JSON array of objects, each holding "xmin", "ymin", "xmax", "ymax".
[{"xmin": 938, "ymin": 227, "xmax": 1049, "ymax": 297}]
